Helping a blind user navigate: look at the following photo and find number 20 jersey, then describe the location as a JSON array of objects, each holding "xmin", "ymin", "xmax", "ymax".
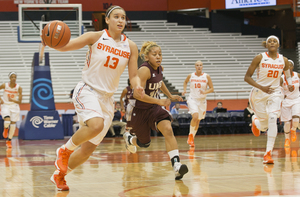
[
  {"xmin": 256, "ymin": 52, "xmax": 285, "ymax": 89},
  {"xmin": 82, "ymin": 29, "xmax": 130, "ymax": 94}
]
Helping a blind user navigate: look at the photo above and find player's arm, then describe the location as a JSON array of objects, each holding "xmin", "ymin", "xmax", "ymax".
[
  {"xmin": 53, "ymin": 31, "xmax": 102, "ymax": 52},
  {"xmin": 0, "ymin": 83, "xmax": 5, "ymax": 104},
  {"xmin": 202, "ymin": 74, "xmax": 214, "ymax": 94},
  {"xmin": 134, "ymin": 67, "xmax": 170, "ymax": 106},
  {"xmin": 160, "ymin": 81, "xmax": 183, "ymax": 102},
  {"xmin": 120, "ymin": 88, "xmax": 128, "ymax": 112},
  {"xmin": 128, "ymin": 39, "xmax": 144, "ymax": 98},
  {"xmin": 245, "ymin": 54, "xmax": 273, "ymax": 94},
  {"xmin": 283, "ymin": 57, "xmax": 294, "ymax": 92},
  {"xmin": 182, "ymin": 74, "xmax": 191, "ymax": 96}
]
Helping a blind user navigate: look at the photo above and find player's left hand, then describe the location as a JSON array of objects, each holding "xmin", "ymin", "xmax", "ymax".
[
  {"xmin": 288, "ymin": 85, "xmax": 294, "ymax": 92},
  {"xmin": 199, "ymin": 89, "xmax": 205, "ymax": 94},
  {"xmin": 170, "ymin": 95, "xmax": 183, "ymax": 102}
]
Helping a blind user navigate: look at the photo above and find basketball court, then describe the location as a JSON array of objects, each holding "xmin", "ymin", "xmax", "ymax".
[{"xmin": 0, "ymin": 133, "xmax": 299, "ymax": 197}]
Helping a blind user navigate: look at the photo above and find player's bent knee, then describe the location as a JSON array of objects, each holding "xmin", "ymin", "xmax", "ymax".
[{"xmin": 137, "ymin": 139, "xmax": 151, "ymax": 148}]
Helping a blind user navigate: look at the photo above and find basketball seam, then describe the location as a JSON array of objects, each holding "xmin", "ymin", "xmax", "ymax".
[
  {"xmin": 50, "ymin": 21, "xmax": 58, "ymax": 48},
  {"xmin": 53, "ymin": 22, "xmax": 66, "ymax": 48}
]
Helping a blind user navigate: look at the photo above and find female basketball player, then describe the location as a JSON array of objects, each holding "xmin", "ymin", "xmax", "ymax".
[
  {"xmin": 0, "ymin": 72, "xmax": 22, "ymax": 149},
  {"xmin": 123, "ymin": 41, "xmax": 189, "ymax": 180},
  {"xmin": 42, "ymin": 5, "xmax": 144, "ymax": 191},
  {"xmin": 244, "ymin": 35, "xmax": 292, "ymax": 164},
  {"xmin": 182, "ymin": 60, "xmax": 214, "ymax": 147},
  {"xmin": 280, "ymin": 60, "xmax": 300, "ymax": 147}
]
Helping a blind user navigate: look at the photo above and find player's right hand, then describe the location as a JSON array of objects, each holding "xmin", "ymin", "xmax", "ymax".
[
  {"xmin": 261, "ymin": 85, "xmax": 274, "ymax": 94},
  {"xmin": 158, "ymin": 99, "xmax": 171, "ymax": 107},
  {"xmin": 182, "ymin": 91, "xmax": 186, "ymax": 96}
]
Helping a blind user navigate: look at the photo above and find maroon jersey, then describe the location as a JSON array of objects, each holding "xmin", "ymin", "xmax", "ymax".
[
  {"xmin": 124, "ymin": 86, "xmax": 132, "ymax": 110},
  {"xmin": 134, "ymin": 62, "xmax": 163, "ymax": 109}
]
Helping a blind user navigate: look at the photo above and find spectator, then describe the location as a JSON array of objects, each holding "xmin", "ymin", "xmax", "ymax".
[
  {"xmin": 213, "ymin": 102, "xmax": 225, "ymax": 113},
  {"xmin": 244, "ymin": 102, "xmax": 254, "ymax": 128},
  {"xmin": 109, "ymin": 102, "xmax": 126, "ymax": 137},
  {"xmin": 170, "ymin": 103, "xmax": 180, "ymax": 115}
]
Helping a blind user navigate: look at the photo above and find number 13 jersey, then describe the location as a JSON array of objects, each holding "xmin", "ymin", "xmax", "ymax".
[
  {"xmin": 82, "ymin": 29, "xmax": 131, "ymax": 94},
  {"xmin": 189, "ymin": 72, "xmax": 208, "ymax": 99},
  {"xmin": 256, "ymin": 52, "xmax": 285, "ymax": 89}
]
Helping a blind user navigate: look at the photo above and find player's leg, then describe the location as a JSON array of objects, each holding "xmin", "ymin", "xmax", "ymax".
[
  {"xmin": 280, "ymin": 103, "xmax": 292, "ymax": 147},
  {"xmin": 264, "ymin": 96, "xmax": 282, "ymax": 164},
  {"xmin": 188, "ymin": 113, "xmax": 199, "ymax": 147},
  {"xmin": 157, "ymin": 119, "xmax": 188, "ymax": 180},
  {"xmin": 1, "ymin": 105, "xmax": 11, "ymax": 139},
  {"xmin": 187, "ymin": 98, "xmax": 200, "ymax": 146},
  {"xmin": 290, "ymin": 102, "xmax": 300, "ymax": 142}
]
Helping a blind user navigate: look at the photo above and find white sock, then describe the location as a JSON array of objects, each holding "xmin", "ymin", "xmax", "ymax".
[
  {"xmin": 168, "ymin": 149, "xmax": 179, "ymax": 160},
  {"xmin": 266, "ymin": 113, "xmax": 278, "ymax": 153},
  {"xmin": 284, "ymin": 121, "xmax": 291, "ymax": 140},
  {"xmin": 66, "ymin": 166, "xmax": 73, "ymax": 174},
  {"xmin": 189, "ymin": 125, "xmax": 196, "ymax": 137},
  {"xmin": 65, "ymin": 137, "xmax": 77, "ymax": 151},
  {"xmin": 4, "ymin": 121, "xmax": 10, "ymax": 129},
  {"xmin": 292, "ymin": 118, "xmax": 299, "ymax": 131},
  {"xmin": 8, "ymin": 124, "xmax": 16, "ymax": 139}
]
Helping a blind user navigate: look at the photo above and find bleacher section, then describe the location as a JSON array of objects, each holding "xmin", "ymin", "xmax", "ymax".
[
  {"xmin": 0, "ymin": 20, "xmax": 267, "ymax": 103},
  {"xmin": 124, "ymin": 20, "xmax": 266, "ymax": 99}
]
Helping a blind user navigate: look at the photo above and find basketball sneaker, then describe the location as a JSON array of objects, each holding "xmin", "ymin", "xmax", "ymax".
[
  {"xmin": 6, "ymin": 141, "xmax": 12, "ymax": 148},
  {"xmin": 2, "ymin": 128, "xmax": 8, "ymax": 138},
  {"xmin": 263, "ymin": 164, "xmax": 274, "ymax": 174},
  {"xmin": 291, "ymin": 129, "xmax": 297, "ymax": 142},
  {"xmin": 251, "ymin": 116, "xmax": 260, "ymax": 137},
  {"xmin": 187, "ymin": 134, "xmax": 195, "ymax": 147},
  {"xmin": 50, "ymin": 170, "xmax": 69, "ymax": 191},
  {"xmin": 263, "ymin": 151, "xmax": 274, "ymax": 164},
  {"xmin": 123, "ymin": 132, "xmax": 136, "ymax": 153},
  {"xmin": 284, "ymin": 138, "xmax": 290, "ymax": 147},
  {"xmin": 55, "ymin": 145, "xmax": 74, "ymax": 174},
  {"xmin": 173, "ymin": 162, "xmax": 189, "ymax": 180}
]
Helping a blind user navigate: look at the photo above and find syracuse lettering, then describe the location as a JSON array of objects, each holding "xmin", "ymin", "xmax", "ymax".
[
  {"xmin": 97, "ymin": 43, "xmax": 130, "ymax": 59},
  {"xmin": 191, "ymin": 79, "xmax": 206, "ymax": 82},
  {"xmin": 261, "ymin": 63, "xmax": 284, "ymax": 69}
]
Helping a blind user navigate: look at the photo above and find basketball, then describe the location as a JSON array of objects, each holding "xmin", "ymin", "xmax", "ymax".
[{"xmin": 42, "ymin": 20, "xmax": 71, "ymax": 49}]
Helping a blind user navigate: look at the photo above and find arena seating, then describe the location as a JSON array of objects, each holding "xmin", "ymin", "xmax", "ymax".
[
  {"xmin": 172, "ymin": 111, "xmax": 249, "ymax": 135},
  {"xmin": 124, "ymin": 20, "xmax": 267, "ymax": 99}
]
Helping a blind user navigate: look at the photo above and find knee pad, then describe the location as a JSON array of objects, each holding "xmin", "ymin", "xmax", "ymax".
[
  {"xmin": 4, "ymin": 121, "xmax": 10, "ymax": 128},
  {"xmin": 268, "ymin": 112, "xmax": 278, "ymax": 138},
  {"xmin": 284, "ymin": 121, "xmax": 291, "ymax": 133},
  {"xmin": 292, "ymin": 118, "xmax": 299, "ymax": 128},
  {"xmin": 137, "ymin": 139, "xmax": 151, "ymax": 148}
]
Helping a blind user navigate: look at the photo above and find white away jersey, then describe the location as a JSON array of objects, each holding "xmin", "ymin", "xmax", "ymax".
[
  {"xmin": 189, "ymin": 72, "xmax": 208, "ymax": 99},
  {"xmin": 282, "ymin": 71, "xmax": 300, "ymax": 100},
  {"xmin": 82, "ymin": 29, "xmax": 130, "ymax": 94},
  {"xmin": 2, "ymin": 83, "xmax": 19, "ymax": 105},
  {"xmin": 256, "ymin": 52, "xmax": 285, "ymax": 89}
]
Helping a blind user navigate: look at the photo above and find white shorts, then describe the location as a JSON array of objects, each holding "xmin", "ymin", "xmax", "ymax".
[
  {"xmin": 249, "ymin": 87, "xmax": 284, "ymax": 121},
  {"xmin": 1, "ymin": 103, "xmax": 20, "ymax": 122},
  {"xmin": 280, "ymin": 97, "xmax": 300, "ymax": 122},
  {"xmin": 187, "ymin": 97, "xmax": 207, "ymax": 120},
  {"xmin": 73, "ymin": 81, "xmax": 114, "ymax": 145}
]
